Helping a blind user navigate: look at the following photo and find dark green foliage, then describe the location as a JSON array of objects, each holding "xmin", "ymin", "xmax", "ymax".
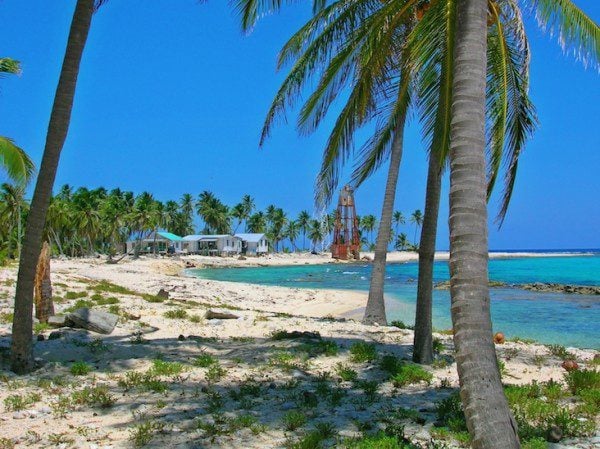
[
  {"xmin": 349, "ymin": 342, "xmax": 378, "ymax": 363},
  {"xmin": 391, "ymin": 364, "xmax": 433, "ymax": 387},
  {"xmin": 565, "ymin": 369, "xmax": 600, "ymax": 395},
  {"xmin": 390, "ymin": 321, "xmax": 414, "ymax": 330}
]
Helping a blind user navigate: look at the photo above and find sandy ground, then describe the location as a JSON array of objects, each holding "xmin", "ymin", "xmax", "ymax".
[{"xmin": 0, "ymin": 254, "xmax": 597, "ymax": 449}]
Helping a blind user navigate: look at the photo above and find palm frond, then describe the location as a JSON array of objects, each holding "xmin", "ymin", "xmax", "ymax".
[
  {"xmin": 0, "ymin": 137, "xmax": 35, "ymax": 184},
  {"xmin": 533, "ymin": 0, "xmax": 600, "ymax": 69},
  {"xmin": 233, "ymin": 0, "xmax": 330, "ymax": 32},
  {"xmin": 0, "ymin": 58, "xmax": 21, "ymax": 76}
]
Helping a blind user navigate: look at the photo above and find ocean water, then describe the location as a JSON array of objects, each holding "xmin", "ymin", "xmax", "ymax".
[{"xmin": 190, "ymin": 253, "xmax": 600, "ymax": 349}]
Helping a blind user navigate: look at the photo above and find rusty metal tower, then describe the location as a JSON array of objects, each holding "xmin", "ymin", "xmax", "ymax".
[{"xmin": 331, "ymin": 185, "xmax": 360, "ymax": 260}]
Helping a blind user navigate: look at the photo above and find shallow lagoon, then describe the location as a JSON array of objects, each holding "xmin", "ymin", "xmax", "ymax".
[{"xmin": 191, "ymin": 255, "xmax": 600, "ymax": 349}]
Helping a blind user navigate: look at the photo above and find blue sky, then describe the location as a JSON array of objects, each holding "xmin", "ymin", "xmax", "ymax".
[{"xmin": 1, "ymin": 1, "xmax": 598, "ymax": 250}]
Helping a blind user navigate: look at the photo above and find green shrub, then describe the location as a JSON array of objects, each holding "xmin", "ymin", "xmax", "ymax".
[
  {"xmin": 194, "ymin": 353, "xmax": 218, "ymax": 368},
  {"xmin": 64, "ymin": 299, "xmax": 94, "ymax": 312},
  {"xmin": 3, "ymin": 392, "xmax": 41, "ymax": 411},
  {"xmin": 150, "ymin": 359, "xmax": 185, "ymax": 376},
  {"xmin": 65, "ymin": 291, "xmax": 87, "ymax": 300},
  {"xmin": 70, "ymin": 361, "xmax": 92, "ymax": 376},
  {"xmin": 33, "ymin": 322, "xmax": 51, "ymax": 333},
  {"xmin": 339, "ymin": 432, "xmax": 415, "ymax": 448},
  {"xmin": 565, "ymin": 369, "xmax": 600, "ymax": 395},
  {"xmin": 349, "ymin": 342, "xmax": 378, "ymax": 363},
  {"xmin": 163, "ymin": 309, "xmax": 188, "ymax": 319},
  {"xmin": 391, "ymin": 364, "xmax": 432, "ymax": 387},
  {"xmin": 335, "ymin": 363, "xmax": 358, "ymax": 382},
  {"xmin": 71, "ymin": 385, "xmax": 114, "ymax": 408},
  {"xmin": 129, "ymin": 420, "xmax": 163, "ymax": 448},
  {"xmin": 297, "ymin": 339, "xmax": 339, "ymax": 357},
  {"xmin": 282, "ymin": 410, "xmax": 307, "ymax": 431},
  {"xmin": 380, "ymin": 355, "xmax": 403, "ymax": 376},
  {"xmin": 546, "ymin": 344, "xmax": 576, "ymax": 361},
  {"xmin": 206, "ymin": 363, "xmax": 226, "ymax": 383},
  {"xmin": 390, "ymin": 320, "xmax": 413, "ymax": 330}
]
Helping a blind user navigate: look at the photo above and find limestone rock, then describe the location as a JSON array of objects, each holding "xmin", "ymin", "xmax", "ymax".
[
  {"xmin": 48, "ymin": 315, "xmax": 70, "ymax": 328},
  {"xmin": 205, "ymin": 309, "xmax": 240, "ymax": 320},
  {"xmin": 67, "ymin": 308, "xmax": 118, "ymax": 334},
  {"xmin": 157, "ymin": 288, "xmax": 169, "ymax": 299}
]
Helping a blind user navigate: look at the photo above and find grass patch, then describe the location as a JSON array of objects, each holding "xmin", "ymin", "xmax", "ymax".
[
  {"xmin": 296, "ymin": 339, "xmax": 339, "ymax": 357},
  {"xmin": 565, "ymin": 369, "xmax": 599, "ymax": 395},
  {"xmin": 33, "ymin": 322, "xmax": 51, "ymax": 333},
  {"xmin": 64, "ymin": 299, "xmax": 94, "ymax": 313},
  {"xmin": 349, "ymin": 342, "xmax": 378, "ymax": 363},
  {"xmin": 194, "ymin": 353, "xmax": 218, "ymax": 368},
  {"xmin": 391, "ymin": 364, "xmax": 433, "ymax": 387},
  {"xmin": 129, "ymin": 420, "xmax": 164, "ymax": 447},
  {"xmin": 70, "ymin": 361, "xmax": 92, "ymax": 376},
  {"xmin": 0, "ymin": 312, "xmax": 13, "ymax": 324},
  {"xmin": 546, "ymin": 344, "xmax": 576, "ymax": 361},
  {"xmin": 335, "ymin": 363, "xmax": 358, "ymax": 382},
  {"xmin": 150, "ymin": 359, "xmax": 185, "ymax": 376},
  {"xmin": 163, "ymin": 309, "xmax": 188, "ymax": 319},
  {"xmin": 71, "ymin": 385, "xmax": 115, "ymax": 408},
  {"xmin": 390, "ymin": 320, "xmax": 413, "ymax": 330},
  {"xmin": 65, "ymin": 291, "xmax": 87, "ymax": 300},
  {"xmin": 89, "ymin": 280, "xmax": 136, "ymax": 296},
  {"xmin": 3, "ymin": 392, "xmax": 41, "ymax": 411},
  {"xmin": 282, "ymin": 410, "xmax": 307, "ymax": 431}
]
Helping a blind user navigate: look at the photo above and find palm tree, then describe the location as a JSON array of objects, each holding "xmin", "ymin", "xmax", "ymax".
[
  {"xmin": 284, "ymin": 220, "xmax": 299, "ymax": 251},
  {"xmin": 392, "ymin": 211, "xmax": 404, "ymax": 235},
  {"xmin": 230, "ymin": 203, "xmax": 246, "ymax": 233},
  {"xmin": 196, "ymin": 191, "xmax": 230, "ymax": 234},
  {"xmin": 241, "ymin": 194, "xmax": 255, "ymax": 231},
  {"xmin": 11, "ymin": 0, "xmax": 97, "ymax": 374},
  {"xmin": 446, "ymin": 0, "xmax": 598, "ymax": 444},
  {"xmin": 180, "ymin": 193, "xmax": 195, "ymax": 233},
  {"xmin": 247, "ymin": 211, "xmax": 266, "ymax": 233},
  {"xmin": 395, "ymin": 232, "xmax": 408, "ymax": 251},
  {"xmin": 307, "ymin": 219, "xmax": 323, "ymax": 252},
  {"xmin": 1, "ymin": 58, "xmax": 35, "ymax": 184},
  {"xmin": 409, "ymin": 209, "xmax": 423, "ymax": 246},
  {"xmin": 297, "ymin": 210, "xmax": 310, "ymax": 251},
  {"xmin": 360, "ymin": 215, "xmax": 377, "ymax": 245},
  {"xmin": 0, "ymin": 183, "xmax": 27, "ymax": 259}
]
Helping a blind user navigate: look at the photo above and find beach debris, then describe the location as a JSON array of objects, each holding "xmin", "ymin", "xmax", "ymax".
[
  {"xmin": 157, "ymin": 288, "xmax": 169, "ymax": 299},
  {"xmin": 561, "ymin": 360, "xmax": 579, "ymax": 372},
  {"xmin": 205, "ymin": 309, "xmax": 239, "ymax": 320},
  {"xmin": 67, "ymin": 308, "xmax": 118, "ymax": 334},
  {"xmin": 238, "ymin": 255, "xmax": 246, "ymax": 260},
  {"xmin": 34, "ymin": 241, "xmax": 54, "ymax": 323},
  {"xmin": 361, "ymin": 255, "xmax": 373, "ymax": 261},
  {"xmin": 494, "ymin": 332, "xmax": 505, "ymax": 344},
  {"xmin": 185, "ymin": 261, "xmax": 196, "ymax": 268}
]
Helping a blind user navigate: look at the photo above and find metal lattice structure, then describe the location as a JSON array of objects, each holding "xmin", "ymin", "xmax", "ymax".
[{"xmin": 331, "ymin": 185, "xmax": 360, "ymax": 260}]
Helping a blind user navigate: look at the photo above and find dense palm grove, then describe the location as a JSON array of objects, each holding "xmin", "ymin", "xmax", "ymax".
[{"xmin": 0, "ymin": 183, "xmax": 424, "ymax": 261}]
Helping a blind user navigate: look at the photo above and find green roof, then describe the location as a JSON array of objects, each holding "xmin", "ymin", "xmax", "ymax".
[{"xmin": 157, "ymin": 231, "xmax": 182, "ymax": 241}]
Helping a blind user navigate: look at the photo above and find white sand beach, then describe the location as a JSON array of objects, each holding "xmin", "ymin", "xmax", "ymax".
[{"xmin": 0, "ymin": 254, "xmax": 597, "ymax": 448}]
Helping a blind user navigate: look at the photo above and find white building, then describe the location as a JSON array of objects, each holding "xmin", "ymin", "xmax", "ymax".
[
  {"xmin": 181, "ymin": 235, "xmax": 241, "ymax": 256},
  {"xmin": 235, "ymin": 233, "xmax": 269, "ymax": 256},
  {"xmin": 126, "ymin": 231, "xmax": 182, "ymax": 254}
]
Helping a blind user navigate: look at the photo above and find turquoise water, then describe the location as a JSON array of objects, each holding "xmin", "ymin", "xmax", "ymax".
[{"xmin": 190, "ymin": 254, "xmax": 600, "ymax": 349}]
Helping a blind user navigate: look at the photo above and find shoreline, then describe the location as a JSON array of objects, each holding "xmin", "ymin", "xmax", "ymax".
[{"xmin": 180, "ymin": 249, "xmax": 594, "ymax": 271}]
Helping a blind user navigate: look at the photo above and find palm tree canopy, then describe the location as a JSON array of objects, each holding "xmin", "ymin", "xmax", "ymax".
[{"xmin": 0, "ymin": 137, "xmax": 35, "ymax": 184}]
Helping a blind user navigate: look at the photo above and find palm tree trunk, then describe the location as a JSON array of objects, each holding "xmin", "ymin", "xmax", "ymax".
[
  {"xmin": 16, "ymin": 203, "xmax": 22, "ymax": 258},
  {"xmin": 449, "ymin": 0, "xmax": 519, "ymax": 446},
  {"xmin": 363, "ymin": 113, "xmax": 406, "ymax": 325},
  {"xmin": 413, "ymin": 153, "xmax": 442, "ymax": 364},
  {"xmin": 11, "ymin": 0, "xmax": 94, "ymax": 374}
]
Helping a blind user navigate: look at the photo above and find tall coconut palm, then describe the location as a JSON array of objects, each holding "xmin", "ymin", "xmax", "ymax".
[
  {"xmin": 307, "ymin": 219, "xmax": 324, "ymax": 252},
  {"xmin": 392, "ymin": 210, "xmax": 405, "ymax": 234},
  {"xmin": 412, "ymin": 0, "xmax": 599, "ymax": 367},
  {"xmin": 241, "ymin": 194, "xmax": 255, "ymax": 231},
  {"xmin": 446, "ymin": 0, "xmax": 520, "ymax": 444},
  {"xmin": 297, "ymin": 210, "xmax": 310, "ymax": 250},
  {"xmin": 409, "ymin": 209, "xmax": 423, "ymax": 246},
  {"xmin": 231, "ymin": 203, "xmax": 246, "ymax": 233},
  {"xmin": 11, "ymin": 0, "xmax": 98, "ymax": 374},
  {"xmin": 1, "ymin": 58, "xmax": 35, "ymax": 184},
  {"xmin": 284, "ymin": 219, "xmax": 299, "ymax": 251},
  {"xmin": 0, "ymin": 183, "xmax": 27, "ymax": 259},
  {"xmin": 446, "ymin": 0, "xmax": 598, "ymax": 444},
  {"xmin": 247, "ymin": 211, "xmax": 266, "ymax": 233}
]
